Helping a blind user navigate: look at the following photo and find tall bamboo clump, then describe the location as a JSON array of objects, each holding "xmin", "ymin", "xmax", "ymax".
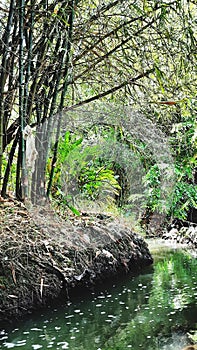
[{"xmin": 0, "ymin": 0, "xmax": 75, "ymax": 203}]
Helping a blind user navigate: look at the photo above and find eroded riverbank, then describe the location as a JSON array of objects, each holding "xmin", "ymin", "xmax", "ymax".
[{"xmin": 0, "ymin": 198, "xmax": 153, "ymax": 324}]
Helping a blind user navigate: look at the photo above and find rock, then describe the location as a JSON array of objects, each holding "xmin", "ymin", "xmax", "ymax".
[{"xmin": 162, "ymin": 218, "xmax": 197, "ymax": 247}]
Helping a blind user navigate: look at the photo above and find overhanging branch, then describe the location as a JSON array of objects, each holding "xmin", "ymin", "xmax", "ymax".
[{"xmin": 64, "ymin": 68, "xmax": 154, "ymax": 112}]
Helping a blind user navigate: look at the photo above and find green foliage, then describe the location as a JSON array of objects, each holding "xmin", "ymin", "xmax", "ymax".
[
  {"xmin": 170, "ymin": 165, "xmax": 197, "ymax": 219},
  {"xmin": 52, "ymin": 100, "xmax": 197, "ymax": 224},
  {"xmin": 53, "ymin": 186, "xmax": 81, "ymax": 216},
  {"xmin": 58, "ymin": 131, "xmax": 83, "ymax": 164},
  {"xmin": 49, "ymin": 128, "xmax": 121, "ymax": 211},
  {"xmin": 78, "ymin": 162, "xmax": 121, "ymax": 201},
  {"xmin": 169, "ymin": 106, "xmax": 197, "ymax": 219},
  {"xmin": 140, "ymin": 100, "xmax": 197, "ymax": 222},
  {"xmin": 47, "ymin": 131, "xmax": 83, "ymax": 215},
  {"xmin": 48, "ymin": 131, "xmax": 83, "ymax": 190},
  {"xmin": 142, "ymin": 164, "xmax": 162, "ymax": 214}
]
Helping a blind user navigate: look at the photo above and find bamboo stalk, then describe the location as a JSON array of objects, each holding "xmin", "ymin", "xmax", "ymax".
[
  {"xmin": 1, "ymin": 131, "xmax": 19, "ymax": 197},
  {"xmin": 0, "ymin": 0, "xmax": 15, "ymax": 193},
  {"xmin": 47, "ymin": 0, "xmax": 75, "ymax": 197},
  {"xmin": 18, "ymin": 0, "xmax": 28, "ymax": 199}
]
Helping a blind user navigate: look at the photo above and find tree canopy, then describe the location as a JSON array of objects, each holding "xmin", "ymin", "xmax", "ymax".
[{"xmin": 0, "ymin": 0, "xmax": 197, "ymax": 225}]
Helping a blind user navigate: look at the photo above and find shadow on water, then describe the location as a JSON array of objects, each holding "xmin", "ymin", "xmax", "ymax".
[{"xmin": 0, "ymin": 240, "xmax": 197, "ymax": 350}]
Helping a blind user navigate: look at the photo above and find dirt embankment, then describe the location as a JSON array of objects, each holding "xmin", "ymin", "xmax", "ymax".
[{"xmin": 0, "ymin": 198, "xmax": 153, "ymax": 324}]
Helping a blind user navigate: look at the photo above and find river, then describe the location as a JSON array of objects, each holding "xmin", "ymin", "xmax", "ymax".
[{"xmin": 0, "ymin": 240, "xmax": 197, "ymax": 350}]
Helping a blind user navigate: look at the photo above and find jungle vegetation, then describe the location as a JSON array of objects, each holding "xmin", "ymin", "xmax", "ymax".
[{"xmin": 0, "ymin": 0, "xmax": 197, "ymax": 226}]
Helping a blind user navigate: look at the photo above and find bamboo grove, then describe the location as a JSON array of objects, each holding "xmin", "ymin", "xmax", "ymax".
[{"xmin": 0, "ymin": 0, "xmax": 197, "ymax": 220}]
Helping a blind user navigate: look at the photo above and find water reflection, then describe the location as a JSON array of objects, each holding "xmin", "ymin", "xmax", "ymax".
[{"xmin": 0, "ymin": 243, "xmax": 197, "ymax": 350}]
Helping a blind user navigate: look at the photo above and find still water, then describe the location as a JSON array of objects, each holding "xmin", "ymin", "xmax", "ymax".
[{"xmin": 0, "ymin": 240, "xmax": 197, "ymax": 350}]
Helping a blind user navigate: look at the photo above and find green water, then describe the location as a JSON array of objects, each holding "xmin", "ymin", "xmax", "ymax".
[{"xmin": 0, "ymin": 241, "xmax": 197, "ymax": 350}]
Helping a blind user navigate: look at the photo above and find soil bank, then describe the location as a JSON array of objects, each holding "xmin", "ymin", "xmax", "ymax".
[{"xmin": 0, "ymin": 198, "xmax": 153, "ymax": 324}]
